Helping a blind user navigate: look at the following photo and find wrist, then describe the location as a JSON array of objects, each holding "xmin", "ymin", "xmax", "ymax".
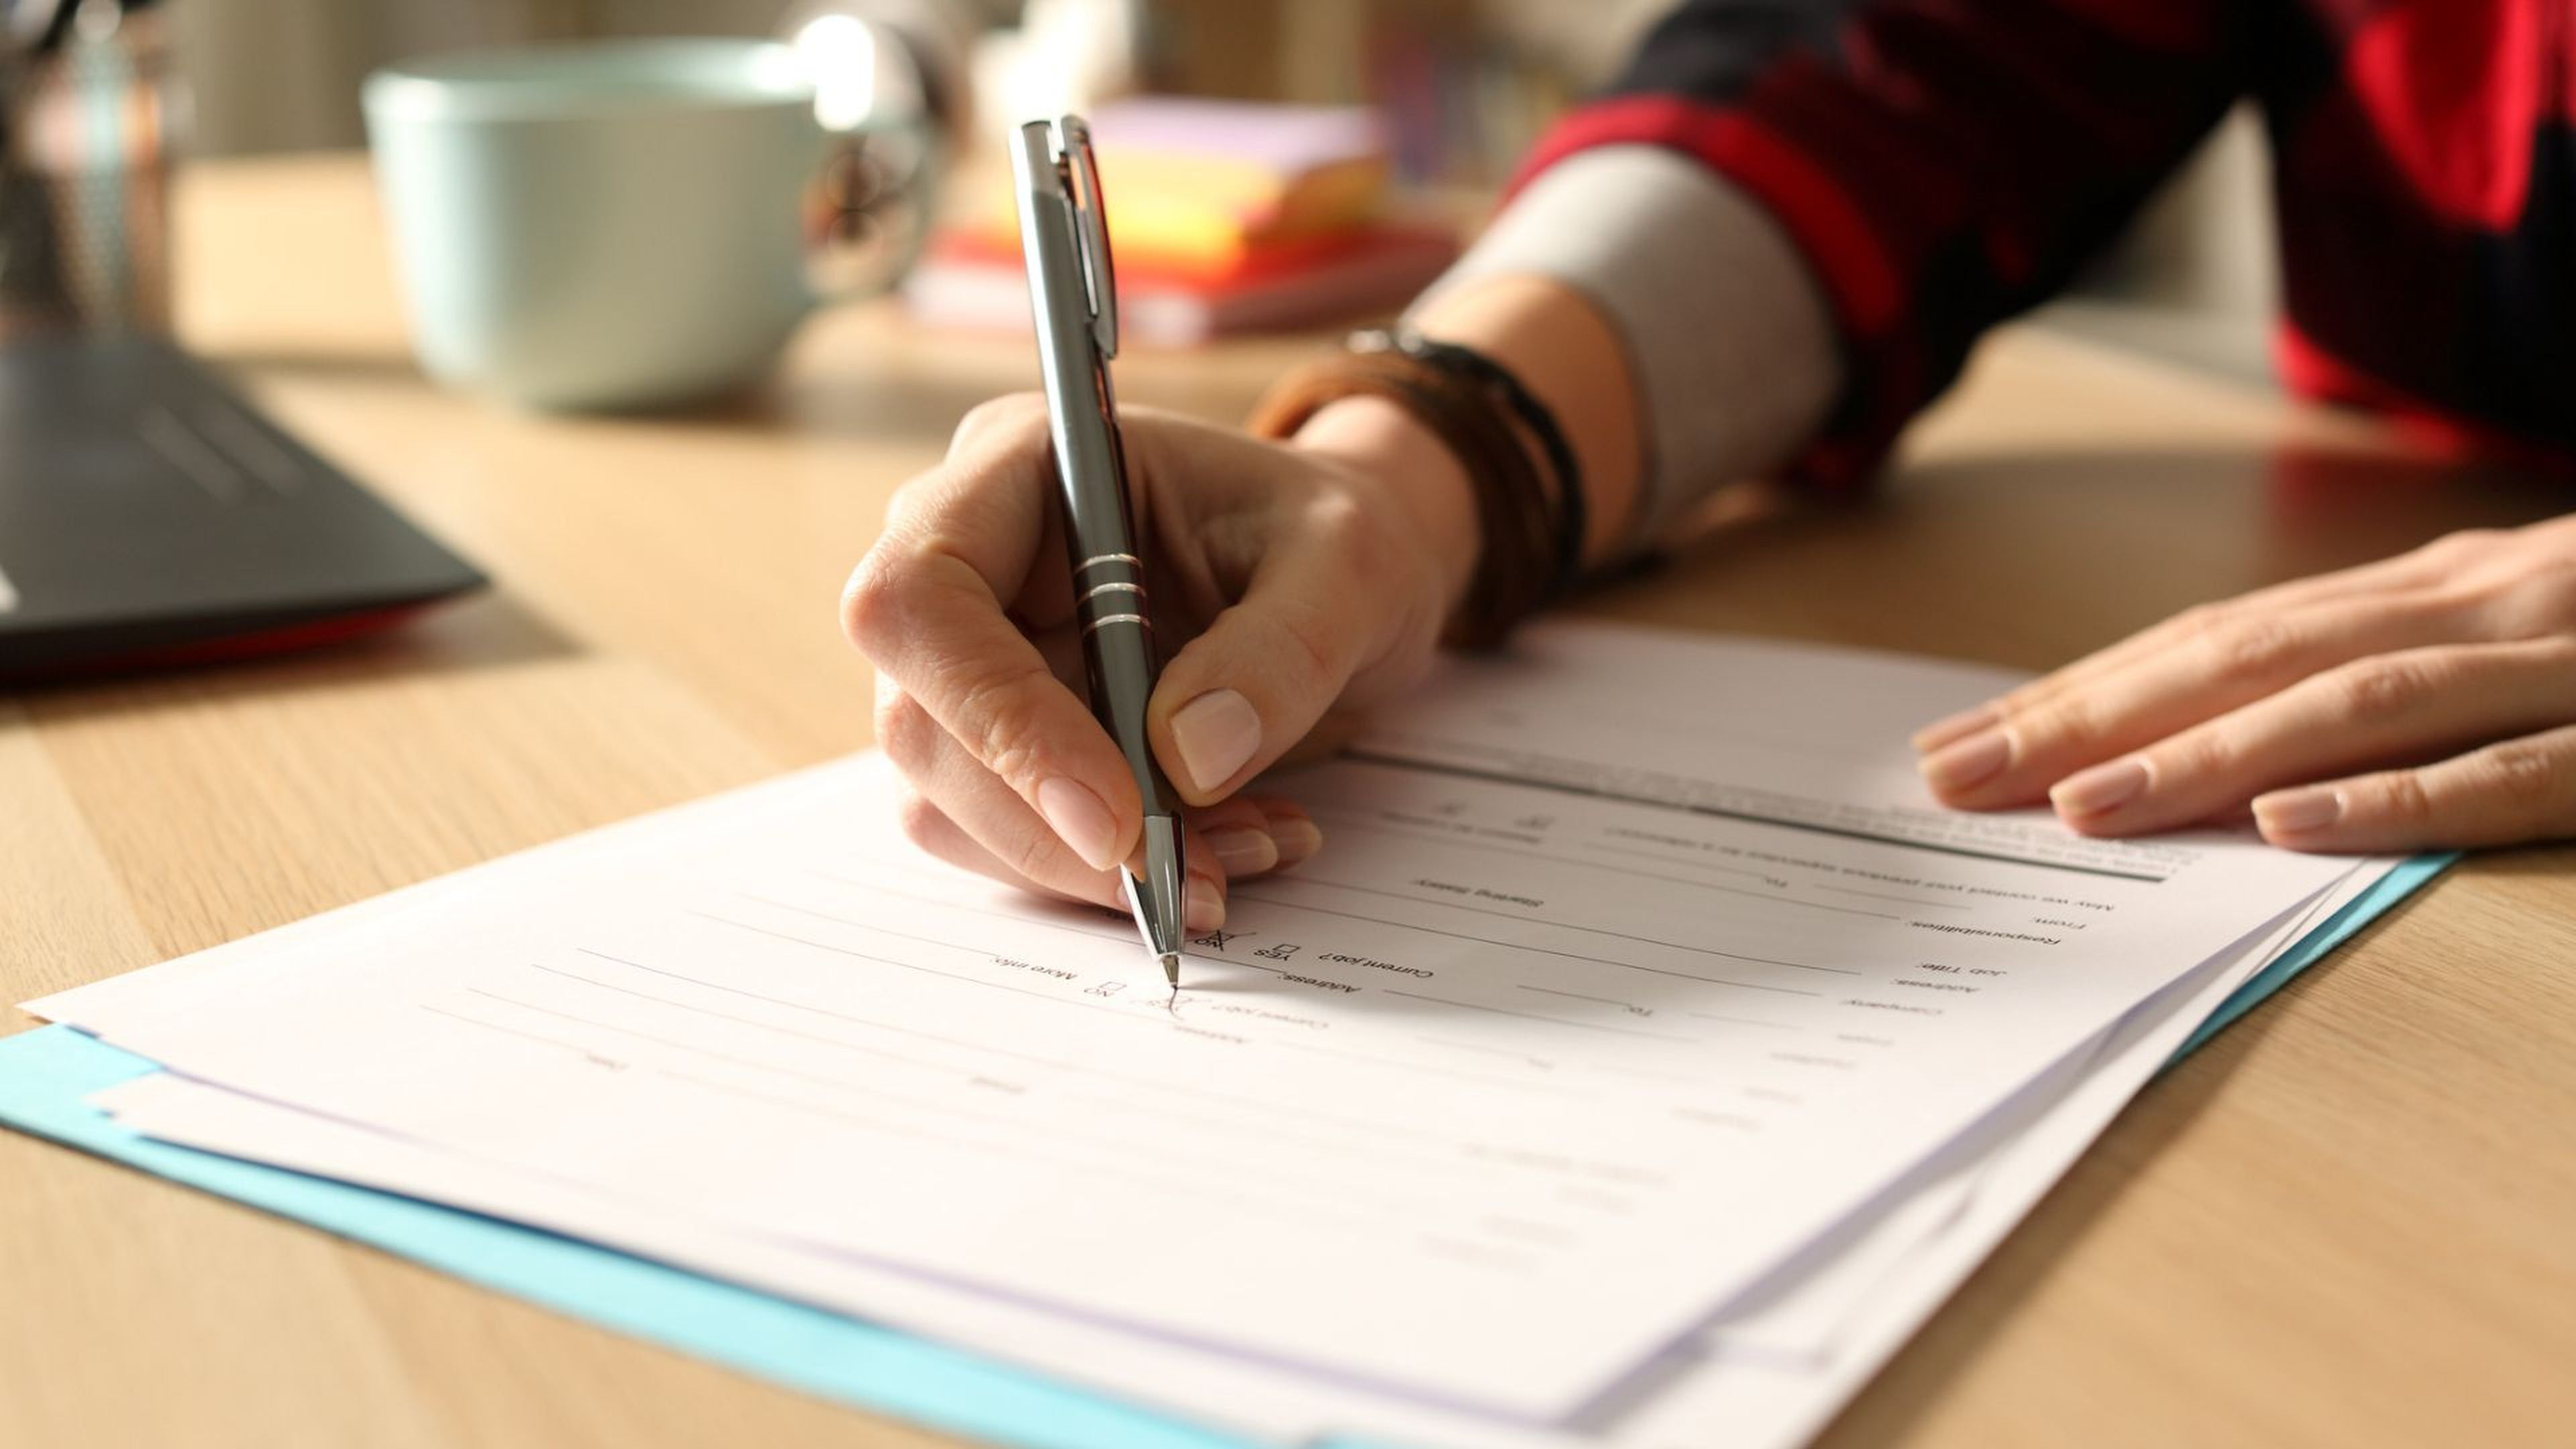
[{"xmin": 1288, "ymin": 394, "xmax": 1480, "ymax": 620}]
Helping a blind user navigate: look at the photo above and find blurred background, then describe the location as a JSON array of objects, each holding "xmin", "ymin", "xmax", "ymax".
[{"xmin": 162, "ymin": 0, "xmax": 2276, "ymax": 384}]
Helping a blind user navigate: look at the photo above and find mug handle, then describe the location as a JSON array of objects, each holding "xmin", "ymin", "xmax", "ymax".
[{"xmin": 801, "ymin": 115, "xmax": 942, "ymax": 306}]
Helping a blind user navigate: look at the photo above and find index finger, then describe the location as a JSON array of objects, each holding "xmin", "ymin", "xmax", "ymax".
[
  {"xmin": 843, "ymin": 409, "xmax": 1144, "ymax": 873},
  {"xmin": 1912, "ymin": 549, "xmax": 2451, "ymax": 753}
]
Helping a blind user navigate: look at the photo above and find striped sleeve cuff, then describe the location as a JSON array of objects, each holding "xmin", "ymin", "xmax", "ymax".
[
  {"xmin": 1511, "ymin": 96, "xmax": 1947, "ymax": 495},
  {"xmin": 1407, "ymin": 144, "xmax": 1841, "ymax": 543}
]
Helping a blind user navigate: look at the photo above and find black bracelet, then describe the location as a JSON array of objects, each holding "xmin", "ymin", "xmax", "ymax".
[{"xmin": 1347, "ymin": 327, "xmax": 1587, "ymax": 600}]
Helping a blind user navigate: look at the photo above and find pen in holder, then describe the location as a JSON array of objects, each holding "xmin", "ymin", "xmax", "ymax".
[{"xmin": 0, "ymin": 0, "xmax": 180, "ymax": 343}]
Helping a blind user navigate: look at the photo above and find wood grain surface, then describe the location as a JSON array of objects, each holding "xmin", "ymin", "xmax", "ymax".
[{"xmin": 3, "ymin": 155, "xmax": 2569, "ymax": 1449}]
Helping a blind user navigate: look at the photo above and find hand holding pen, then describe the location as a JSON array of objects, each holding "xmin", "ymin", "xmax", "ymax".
[{"xmin": 840, "ymin": 137, "xmax": 1485, "ymax": 947}]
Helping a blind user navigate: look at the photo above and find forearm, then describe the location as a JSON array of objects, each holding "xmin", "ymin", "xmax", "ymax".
[
  {"xmin": 1283, "ymin": 280, "xmax": 1635, "ymax": 624},
  {"xmin": 1401, "ymin": 273, "xmax": 1644, "ymax": 568},
  {"xmin": 1407, "ymin": 146, "xmax": 1839, "ymax": 558},
  {"xmin": 1287, "ymin": 146, "xmax": 1839, "ymax": 593}
]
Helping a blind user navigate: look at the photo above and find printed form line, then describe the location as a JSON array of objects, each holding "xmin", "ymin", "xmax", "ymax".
[
  {"xmin": 462, "ymin": 985, "xmax": 1464, "ymax": 1218},
  {"xmin": 1230, "ymin": 892, "xmax": 1824, "ymax": 997},
  {"xmin": 1340, "ymin": 748, "xmax": 2169, "ymax": 883},
  {"xmin": 1261, "ymin": 874, "xmax": 1862, "ymax": 974}
]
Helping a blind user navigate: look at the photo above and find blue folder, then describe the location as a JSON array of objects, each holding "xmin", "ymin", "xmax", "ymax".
[{"xmin": 0, "ymin": 855, "xmax": 2451, "ymax": 1448}]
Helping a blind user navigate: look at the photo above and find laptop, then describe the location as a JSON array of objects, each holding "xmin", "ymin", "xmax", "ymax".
[{"xmin": 0, "ymin": 335, "xmax": 485, "ymax": 682}]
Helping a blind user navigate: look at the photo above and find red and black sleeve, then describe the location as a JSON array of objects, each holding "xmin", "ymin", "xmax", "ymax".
[{"xmin": 1519, "ymin": 1, "xmax": 2252, "ymax": 488}]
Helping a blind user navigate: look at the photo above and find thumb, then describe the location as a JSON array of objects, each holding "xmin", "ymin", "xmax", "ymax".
[{"xmin": 1148, "ymin": 545, "xmax": 1384, "ymax": 805}]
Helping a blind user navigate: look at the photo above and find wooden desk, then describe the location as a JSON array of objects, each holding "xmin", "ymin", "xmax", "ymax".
[{"xmin": 5, "ymin": 156, "xmax": 2571, "ymax": 1449}]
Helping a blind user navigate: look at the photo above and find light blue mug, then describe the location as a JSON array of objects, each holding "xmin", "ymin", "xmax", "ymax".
[{"xmin": 364, "ymin": 39, "xmax": 920, "ymax": 411}]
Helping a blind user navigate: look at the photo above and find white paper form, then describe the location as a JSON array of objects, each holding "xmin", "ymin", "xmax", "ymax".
[
  {"xmin": 85, "ymin": 865, "xmax": 2388, "ymax": 1449},
  {"xmin": 31, "ymin": 623, "xmax": 2360, "ymax": 1421},
  {"xmin": 1577, "ymin": 863, "xmax": 2389, "ymax": 1449},
  {"xmin": 1655, "ymin": 856, "xmax": 2380, "ymax": 1369}
]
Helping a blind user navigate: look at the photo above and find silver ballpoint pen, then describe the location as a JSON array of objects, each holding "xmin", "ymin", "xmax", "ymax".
[{"xmin": 1010, "ymin": 115, "xmax": 1189, "ymax": 998}]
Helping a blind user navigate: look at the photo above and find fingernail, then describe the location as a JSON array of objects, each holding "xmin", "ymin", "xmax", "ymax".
[
  {"xmin": 1205, "ymin": 826, "xmax": 1279, "ymax": 877},
  {"xmin": 2051, "ymin": 757, "xmax": 2151, "ymax": 817},
  {"xmin": 1921, "ymin": 729, "xmax": 2010, "ymax": 792},
  {"xmin": 1913, "ymin": 704, "xmax": 1998, "ymax": 753},
  {"xmin": 1185, "ymin": 876, "xmax": 1225, "ymax": 932},
  {"xmin": 1169, "ymin": 689, "xmax": 1262, "ymax": 794},
  {"xmin": 2255, "ymin": 786, "xmax": 2343, "ymax": 836},
  {"xmin": 1034, "ymin": 777, "xmax": 1120, "ymax": 871},
  {"xmin": 1269, "ymin": 816, "xmax": 1324, "ymax": 867}
]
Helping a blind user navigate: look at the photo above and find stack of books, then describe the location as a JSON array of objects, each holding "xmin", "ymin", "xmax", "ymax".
[{"xmin": 906, "ymin": 98, "xmax": 1458, "ymax": 347}]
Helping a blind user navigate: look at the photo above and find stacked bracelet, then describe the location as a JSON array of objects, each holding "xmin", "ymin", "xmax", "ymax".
[{"xmin": 1246, "ymin": 328, "xmax": 1585, "ymax": 650}]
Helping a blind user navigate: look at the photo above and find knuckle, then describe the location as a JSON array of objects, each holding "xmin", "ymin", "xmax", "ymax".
[
  {"xmin": 2201, "ymin": 617, "xmax": 2306, "ymax": 684},
  {"xmin": 1306, "ymin": 489, "xmax": 1385, "ymax": 571},
  {"xmin": 896, "ymin": 792, "xmax": 949, "ymax": 852},
  {"xmin": 2012, "ymin": 693, "xmax": 2106, "ymax": 759},
  {"xmin": 2471, "ymin": 739, "xmax": 2561, "ymax": 801},
  {"xmin": 1002, "ymin": 818, "xmax": 1065, "ymax": 883},
  {"xmin": 2418, "ymin": 579, "xmax": 2505, "ymax": 628},
  {"xmin": 875, "ymin": 691, "xmax": 941, "ymax": 771},
  {"xmin": 2329, "ymin": 656, "xmax": 2441, "ymax": 722},
  {"xmin": 951, "ymin": 393, "xmax": 1049, "ymax": 455},
  {"xmin": 2421, "ymin": 527, "xmax": 2504, "ymax": 564},
  {"xmin": 2487, "ymin": 558, "xmax": 2576, "ymax": 635},
  {"xmin": 1269, "ymin": 603, "xmax": 1348, "ymax": 694},
  {"xmin": 840, "ymin": 543, "xmax": 930, "ymax": 655},
  {"xmin": 2373, "ymin": 769, "xmax": 2436, "ymax": 824},
  {"xmin": 1993, "ymin": 681, "xmax": 2047, "ymax": 716},
  {"xmin": 959, "ymin": 663, "xmax": 1058, "ymax": 787},
  {"xmin": 2161, "ymin": 728, "xmax": 2237, "ymax": 781},
  {"xmin": 839, "ymin": 555, "xmax": 896, "ymax": 651},
  {"xmin": 2165, "ymin": 601, "xmax": 2231, "ymax": 645},
  {"xmin": 843, "ymin": 538, "xmax": 989, "ymax": 663}
]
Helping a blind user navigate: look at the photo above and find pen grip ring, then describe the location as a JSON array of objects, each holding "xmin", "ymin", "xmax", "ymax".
[{"xmin": 1071, "ymin": 555, "xmax": 1151, "ymax": 636}]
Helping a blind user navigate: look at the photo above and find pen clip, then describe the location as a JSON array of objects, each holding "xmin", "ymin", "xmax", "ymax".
[{"xmin": 1053, "ymin": 115, "xmax": 1120, "ymax": 360}]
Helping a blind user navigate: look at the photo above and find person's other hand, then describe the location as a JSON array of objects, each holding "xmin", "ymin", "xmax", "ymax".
[
  {"xmin": 1913, "ymin": 517, "xmax": 2576, "ymax": 851},
  {"xmin": 843, "ymin": 395, "xmax": 1474, "ymax": 925}
]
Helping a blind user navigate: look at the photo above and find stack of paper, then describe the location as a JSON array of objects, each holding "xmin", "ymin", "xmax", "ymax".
[{"xmin": 14, "ymin": 623, "xmax": 2404, "ymax": 1448}]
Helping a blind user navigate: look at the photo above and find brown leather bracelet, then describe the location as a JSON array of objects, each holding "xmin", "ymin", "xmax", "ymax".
[{"xmin": 1248, "ymin": 348, "xmax": 1562, "ymax": 649}]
